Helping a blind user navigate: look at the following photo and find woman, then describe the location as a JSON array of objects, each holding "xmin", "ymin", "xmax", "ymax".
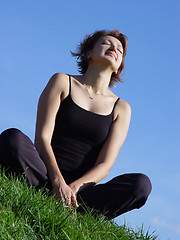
[{"xmin": 0, "ymin": 30, "xmax": 152, "ymax": 219}]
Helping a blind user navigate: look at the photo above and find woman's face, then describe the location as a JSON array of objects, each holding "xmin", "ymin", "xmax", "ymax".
[{"xmin": 88, "ymin": 35, "xmax": 123, "ymax": 71}]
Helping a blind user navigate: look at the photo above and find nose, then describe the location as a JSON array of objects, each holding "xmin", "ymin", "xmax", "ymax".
[{"xmin": 110, "ymin": 44, "xmax": 117, "ymax": 52}]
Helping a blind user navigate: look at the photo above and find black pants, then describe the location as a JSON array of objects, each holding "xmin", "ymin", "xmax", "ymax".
[{"xmin": 0, "ymin": 128, "xmax": 152, "ymax": 220}]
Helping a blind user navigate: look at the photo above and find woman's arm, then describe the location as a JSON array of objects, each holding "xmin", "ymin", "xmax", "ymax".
[
  {"xmin": 69, "ymin": 99, "xmax": 131, "ymax": 193},
  {"xmin": 35, "ymin": 73, "xmax": 78, "ymax": 207}
]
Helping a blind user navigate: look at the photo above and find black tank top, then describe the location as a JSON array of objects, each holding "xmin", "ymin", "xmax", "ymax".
[{"xmin": 51, "ymin": 76, "xmax": 120, "ymax": 184}]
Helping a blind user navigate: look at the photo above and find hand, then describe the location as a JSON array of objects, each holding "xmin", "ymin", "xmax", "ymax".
[
  {"xmin": 52, "ymin": 179, "xmax": 79, "ymax": 208},
  {"xmin": 69, "ymin": 183, "xmax": 80, "ymax": 193},
  {"xmin": 69, "ymin": 181, "xmax": 95, "ymax": 193}
]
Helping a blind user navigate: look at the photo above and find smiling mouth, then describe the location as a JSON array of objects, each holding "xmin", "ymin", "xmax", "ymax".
[{"xmin": 106, "ymin": 51, "xmax": 117, "ymax": 60}]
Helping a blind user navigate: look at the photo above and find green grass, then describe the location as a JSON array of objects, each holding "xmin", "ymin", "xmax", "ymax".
[{"xmin": 0, "ymin": 170, "xmax": 159, "ymax": 240}]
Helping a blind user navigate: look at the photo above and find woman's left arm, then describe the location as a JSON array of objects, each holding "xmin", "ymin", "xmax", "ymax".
[{"xmin": 69, "ymin": 99, "xmax": 131, "ymax": 194}]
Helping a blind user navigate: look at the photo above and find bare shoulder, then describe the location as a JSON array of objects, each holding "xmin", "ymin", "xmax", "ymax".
[
  {"xmin": 49, "ymin": 72, "xmax": 69, "ymax": 88},
  {"xmin": 113, "ymin": 98, "xmax": 131, "ymax": 122},
  {"xmin": 45, "ymin": 73, "xmax": 70, "ymax": 100}
]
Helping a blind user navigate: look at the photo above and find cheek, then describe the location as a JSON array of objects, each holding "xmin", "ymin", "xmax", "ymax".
[
  {"xmin": 90, "ymin": 47, "xmax": 104, "ymax": 59},
  {"xmin": 117, "ymin": 57, "xmax": 122, "ymax": 69},
  {"xmin": 95, "ymin": 46, "xmax": 104, "ymax": 54},
  {"xmin": 117, "ymin": 56, "xmax": 123, "ymax": 66}
]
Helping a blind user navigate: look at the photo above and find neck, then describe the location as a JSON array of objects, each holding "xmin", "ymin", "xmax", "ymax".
[{"xmin": 83, "ymin": 63, "xmax": 113, "ymax": 94}]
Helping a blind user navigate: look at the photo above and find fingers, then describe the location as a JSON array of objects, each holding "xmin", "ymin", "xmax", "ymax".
[
  {"xmin": 60, "ymin": 192, "xmax": 78, "ymax": 208},
  {"xmin": 71, "ymin": 194, "xmax": 79, "ymax": 207},
  {"xmin": 60, "ymin": 190, "xmax": 71, "ymax": 207},
  {"xmin": 64, "ymin": 194, "xmax": 78, "ymax": 208},
  {"xmin": 52, "ymin": 184, "xmax": 79, "ymax": 209},
  {"xmin": 67, "ymin": 195, "xmax": 71, "ymax": 206}
]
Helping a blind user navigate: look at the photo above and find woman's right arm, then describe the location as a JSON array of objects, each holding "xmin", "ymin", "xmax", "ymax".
[{"xmin": 34, "ymin": 73, "xmax": 78, "ymax": 207}]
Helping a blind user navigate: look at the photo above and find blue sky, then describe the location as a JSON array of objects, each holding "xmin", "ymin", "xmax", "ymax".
[{"xmin": 0, "ymin": 1, "xmax": 179, "ymax": 239}]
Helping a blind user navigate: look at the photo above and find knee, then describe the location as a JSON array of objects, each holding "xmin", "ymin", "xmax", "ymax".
[
  {"xmin": 133, "ymin": 173, "xmax": 152, "ymax": 201},
  {"xmin": 0, "ymin": 128, "xmax": 24, "ymax": 152}
]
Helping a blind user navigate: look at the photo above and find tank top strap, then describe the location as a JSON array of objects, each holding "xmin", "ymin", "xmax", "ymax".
[
  {"xmin": 68, "ymin": 75, "xmax": 72, "ymax": 95},
  {"xmin": 112, "ymin": 97, "xmax": 120, "ymax": 113}
]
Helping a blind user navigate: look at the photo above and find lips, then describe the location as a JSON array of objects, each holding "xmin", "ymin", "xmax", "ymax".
[{"xmin": 106, "ymin": 51, "xmax": 117, "ymax": 60}]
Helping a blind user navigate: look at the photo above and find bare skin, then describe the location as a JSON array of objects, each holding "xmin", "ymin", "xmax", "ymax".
[{"xmin": 34, "ymin": 36, "xmax": 131, "ymax": 208}]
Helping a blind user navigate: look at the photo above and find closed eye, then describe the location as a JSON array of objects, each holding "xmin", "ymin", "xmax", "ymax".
[
  {"xmin": 117, "ymin": 48, "xmax": 123, "ymax": 54},
  {"xmin": 102, "ymin": 41, "xmax": 123, "ymax": 54},
  {"xmin": 102, "ymin": 41, "xmax": 111, "ymax": 45}
]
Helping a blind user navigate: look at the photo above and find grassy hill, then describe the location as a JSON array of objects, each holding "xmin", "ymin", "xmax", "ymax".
[{"xmin": 0, "ymin": 170, "xmax": 158, "ymax": 240}]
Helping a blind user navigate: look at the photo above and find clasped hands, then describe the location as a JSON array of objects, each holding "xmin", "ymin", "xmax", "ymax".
[{"xmin": 52, "ymin": 179, "xmax": 79, "ymax": 208}]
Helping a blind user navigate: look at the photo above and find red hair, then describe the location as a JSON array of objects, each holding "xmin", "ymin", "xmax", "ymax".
[{"xmin": 71, "ymin": 30, "xmax": 128, "ymax": 87}]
